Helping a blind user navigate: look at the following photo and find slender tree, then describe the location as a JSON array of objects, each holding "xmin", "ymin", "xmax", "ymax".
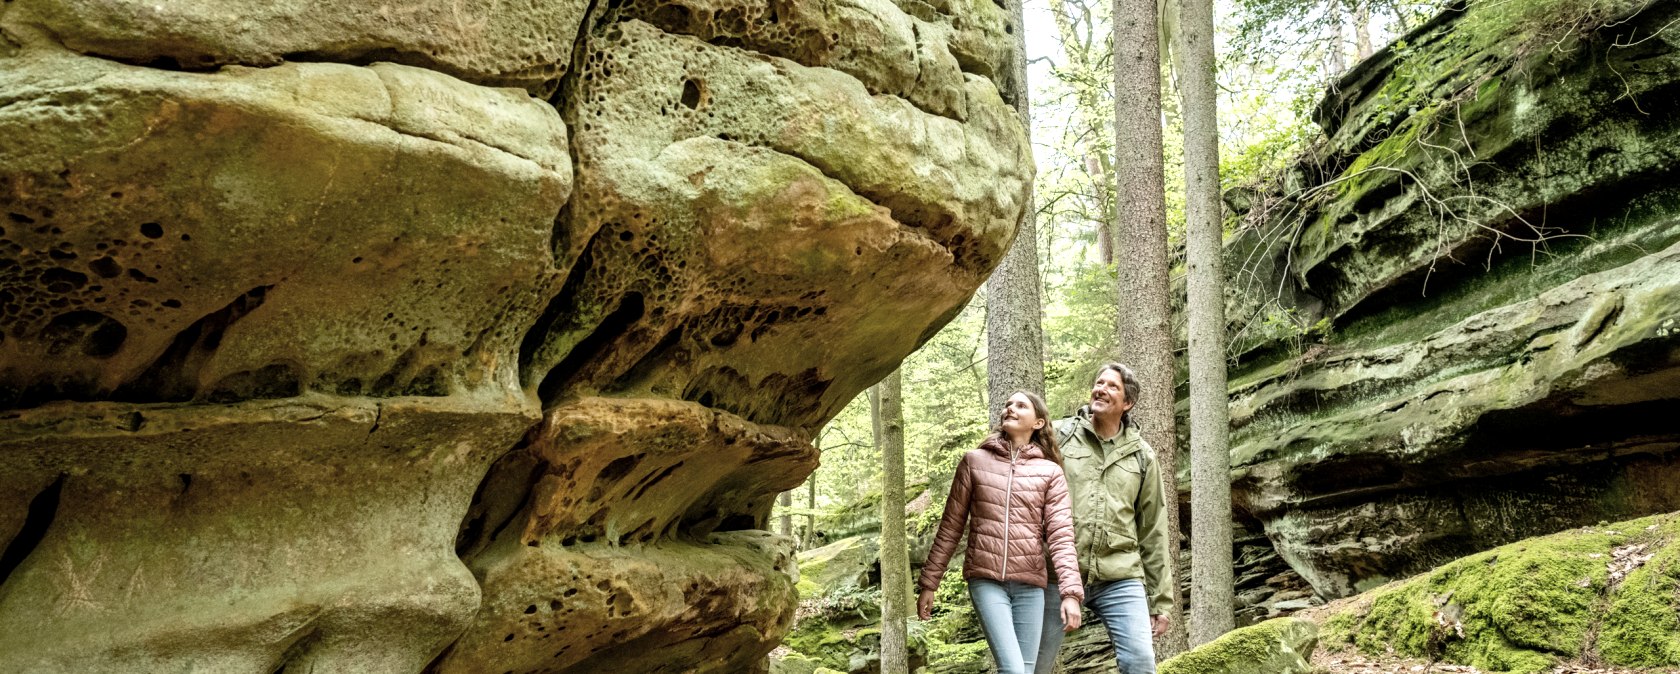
[
  {"xmin": 779, "ymin": 491, "xmax": 793, "ymax": 536},
  {"xmin": 1327, "ymin": 0, "xmax": 1347, "ymax": 74},
  {"xmin": 1354, "ymin": 0, "xmax": 1374, "ymax": 59},
  {"xmin": 1114, "ymin": 0, "xmax": 1188, "ymax": 656},
  {"xmin": 988, "ymin": 0, "xmax": 1047, "ymax": 421},
  {"xmin": 871, "ymin": 373, "xmax": 910, "ymax": 674},
  {"xmin": 1177, "ymin": 0, "xmax": 1235, "ymax": 646},
  {"xmin": 807, "ymin": 462, "xmax": 818, "ymax": 548}
]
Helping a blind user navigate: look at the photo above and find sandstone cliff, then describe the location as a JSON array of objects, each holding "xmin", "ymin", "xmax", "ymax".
[
  {"xmin": 0, "ymin": 0, "xmax": 1032, "ymax": 671},
  {"xmin": 1224, "ymin": 0, "xmax": 1680, "ymax": 599}
]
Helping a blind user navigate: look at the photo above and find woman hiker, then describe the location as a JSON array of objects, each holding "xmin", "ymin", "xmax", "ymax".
[{"xmin": 916, "ymin": 390, "xmax": 1085, "ymax": 674}]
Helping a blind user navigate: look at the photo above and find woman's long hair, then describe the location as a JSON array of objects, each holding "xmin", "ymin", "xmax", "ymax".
[{"xmin": 993, "ymin": 390, "xmax": 1061, "ymax": 464}]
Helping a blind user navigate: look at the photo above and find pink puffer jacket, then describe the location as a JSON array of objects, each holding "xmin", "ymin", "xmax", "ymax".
[{"xmin": 917, "ymin": 436, "xmax": 1084, "ymax": 601}]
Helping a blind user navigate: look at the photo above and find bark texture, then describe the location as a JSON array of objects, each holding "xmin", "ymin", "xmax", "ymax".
[
  {"xmin": 1113, "ymin": 0, "xmax": 1187, "ymax": 656},
  {"xmin": 1177, "ymin": 0, "xmax": 1234, "ymax": 647}
]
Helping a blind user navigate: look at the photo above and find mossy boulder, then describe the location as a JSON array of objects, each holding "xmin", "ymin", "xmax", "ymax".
[
  {"xmin": 796, "ymin": 536, "xmax": 879, "ymax": 599},
  {"xmin": 770, "ymin": 650, "xmax": 824, "ymax": 674},
  {"xmin": 1158, "ymin": 617, "xmax": 1317, "ymax": 674},
  {"xmin": 1321, "ymin": 512, "xmax": 1680, "ymax": 672}
]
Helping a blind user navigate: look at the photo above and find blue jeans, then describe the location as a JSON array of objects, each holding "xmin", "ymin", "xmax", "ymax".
[
  {"xmin": 1035, "ymin": 579, "xmax": 1156, "ymax": 674},
  {"xmin": 968, "ymin": 579, "xmax": 1046, "ymax": 674}
]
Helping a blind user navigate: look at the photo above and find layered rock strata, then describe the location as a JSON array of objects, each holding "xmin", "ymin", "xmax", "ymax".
[
  {"xmin": 1223, "ymin": 0, "xmax": 1680, "ymax": 598},
  {"xmin": 0, "ymin": 0, "xmax": 1032, "ymax": 671}
]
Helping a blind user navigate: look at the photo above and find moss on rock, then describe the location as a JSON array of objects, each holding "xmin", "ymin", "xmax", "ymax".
[
  {"xmin": 1597, "ymin": 519, "xmax": 1680, "ymax": 666},
  {"xmin": 1321, "ymin": 512, "xmax": 1680, "ymax": 672},
  {"xmin": 1158, "ymin": 617, "xmax": 1317, "ymax": 674}
]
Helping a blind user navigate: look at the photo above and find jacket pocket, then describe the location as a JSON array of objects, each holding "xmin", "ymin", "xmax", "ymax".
[{"xmin": 1101, "ymin": 526, "xmax": 1138, "ymax": 554}]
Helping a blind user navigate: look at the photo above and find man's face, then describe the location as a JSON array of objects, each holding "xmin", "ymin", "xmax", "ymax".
[{"xmin": 1090, "ymin": 369, "xmax": 1133, "ymax": 418}]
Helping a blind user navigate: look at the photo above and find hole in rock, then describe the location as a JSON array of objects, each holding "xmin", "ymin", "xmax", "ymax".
[
  {"xmin": 0, "ymin": 474, "xmax": 66, "ymax": 590},
  {"xmin": 680, "ymin": 79, "xmax": 703, "ymax": 109}
]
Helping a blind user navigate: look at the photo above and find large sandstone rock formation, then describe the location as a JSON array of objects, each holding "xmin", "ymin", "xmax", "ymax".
[
  {"xmin": 0, "ymin": 0, "xmax": 1032, "ymax": 671},
  {"xmin": 1224, "ymin": 0, "xmax": 1680, "ymax": 599}
]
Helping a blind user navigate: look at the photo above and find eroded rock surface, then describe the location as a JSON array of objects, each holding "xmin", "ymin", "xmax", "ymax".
[
  {"xmin": 0, "ymin": 0, "xmax": 1031, "ymax": 670},
  {"xmin": 1223, "ymin": 0, "xmax": 1680, "ymax": 599}
]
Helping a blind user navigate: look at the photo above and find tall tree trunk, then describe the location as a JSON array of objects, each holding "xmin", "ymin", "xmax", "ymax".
[
  {"xmin": 871, "ymin": 373, "xmax": 910, "ymax": 674},
  {"xmin": 1354, "ymin": 0, "xmax": 1374, "ymax": 60},
  {"xmin": 1113, "ymin": 0, "xmax": 1187, "ymax": 657},
  {"xmin": 1327, "ymin": 0, "xmax": 1347, "ymax": 75},
  {"xmin": 1177, "ymin": 0, "xmax": 1234, "ymax": 647},
  {"xmin": 778, "ymin": 491, "xmax": 792, "ymax": 537},
  {"xmin": 987, "ymin": 0, "xmax": 1046, "ymax": 420}
]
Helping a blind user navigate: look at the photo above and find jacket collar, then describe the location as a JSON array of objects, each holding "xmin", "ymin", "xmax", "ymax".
[
  {"xmin": 980, "ymin": 435, "xmax": 1043, "ymax": 462},
  {"xmin": 1071, "ymin": 406, "xmax": 1143, "ymax": 467}
]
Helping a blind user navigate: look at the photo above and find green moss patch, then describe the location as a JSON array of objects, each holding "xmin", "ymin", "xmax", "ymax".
[
  {"xmin": 1321, "ymin": 512, "xmax": 1680, "ymax": 672},
  {"xmin": 1159, "ymin": 617, "xmax": 1318, "ymax": 674}
]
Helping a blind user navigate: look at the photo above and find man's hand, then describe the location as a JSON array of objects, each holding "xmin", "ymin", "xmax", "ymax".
[
  {"xmin": 917, "ymin": 589, "xmax": 936, "ymax": 620},
  {"xmin": 1060, "ymin": 597, "xmax": 1082, "ymax": 632},
  {"xmin": 1151, "ymin": 614, "xmax": 1170, "ymax": 637}
]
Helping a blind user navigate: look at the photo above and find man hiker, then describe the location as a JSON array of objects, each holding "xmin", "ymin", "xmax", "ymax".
[{"xmin": 1034, "ymin": 362, "xmax": 1174, "ymax": 674}]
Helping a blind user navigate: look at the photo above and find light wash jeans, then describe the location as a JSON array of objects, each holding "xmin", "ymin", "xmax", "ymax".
[
  {"xmin": 1035, "ymin": 579, "xmax": 1156, "ymax": 674},
  {"xmin": 968, "ymin": 578, "xmax": 1046, "ymax": 674}
]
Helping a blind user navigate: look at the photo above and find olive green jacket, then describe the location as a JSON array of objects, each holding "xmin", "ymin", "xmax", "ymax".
[{"xmin": 1053, "ymin": 408, "xmax": 1173, "ymax": 615}]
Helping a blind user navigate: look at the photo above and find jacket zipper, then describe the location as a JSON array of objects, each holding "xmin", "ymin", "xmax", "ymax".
[{"xmin": 1002, "ymin": 447, "xmax": 1016, "ymax": 579}]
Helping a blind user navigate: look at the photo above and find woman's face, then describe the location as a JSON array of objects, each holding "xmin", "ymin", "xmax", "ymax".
[{"xmin": 1000, "ymin": 392, "xmax": 1045, "ymax": 436}]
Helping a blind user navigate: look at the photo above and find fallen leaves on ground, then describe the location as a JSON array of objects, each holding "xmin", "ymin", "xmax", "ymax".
[{"xmin": 1607, "ymin": 543, "xmax": 1655, "ymax": 586}]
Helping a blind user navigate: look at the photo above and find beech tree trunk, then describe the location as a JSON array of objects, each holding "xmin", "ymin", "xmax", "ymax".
[
  {"xmin": 1354, "ymin": 0, "xmax": 1374, "ymax": 60},
  {"xmin": 1328, "ymin": 1, "xmax": 1347, "ymax": 75}
]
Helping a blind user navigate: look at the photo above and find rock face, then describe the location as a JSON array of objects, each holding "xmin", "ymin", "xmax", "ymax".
[
  {"xmin": 1224, "ymin": 0, "xmax": 1680, "ymax": 599},
  {"xmin": 0, "ymin": 0, "xmax": 1031, "ymax": 671}
]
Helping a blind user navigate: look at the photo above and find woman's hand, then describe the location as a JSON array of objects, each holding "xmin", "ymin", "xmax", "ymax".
[
  {"xmin": 1060, "ymin": 596, "xmax": 1082, "ymax": 631},
  {"xmin": 917, "ymin": 589, "xmax": 936, "ymax": 620}
]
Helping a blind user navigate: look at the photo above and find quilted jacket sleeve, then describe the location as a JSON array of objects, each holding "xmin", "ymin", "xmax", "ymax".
[
  {"xmin": 918, "ymin": 452, "xmax": 975, "ymax": 593},
  {"xmin": 1042, "ymin": 467, "xmax": 1085, "ymax": 602}
]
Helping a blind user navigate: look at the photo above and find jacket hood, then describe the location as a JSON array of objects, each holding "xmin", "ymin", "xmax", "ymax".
[{"xmin": 980, "ymin": 435, "xmax": 1044, "ymax": 461}]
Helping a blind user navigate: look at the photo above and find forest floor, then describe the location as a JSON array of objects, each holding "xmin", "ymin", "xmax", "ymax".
[{"xmin": 1309, "ymin": 645, "xmax": 1680, "ymax": 674}]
